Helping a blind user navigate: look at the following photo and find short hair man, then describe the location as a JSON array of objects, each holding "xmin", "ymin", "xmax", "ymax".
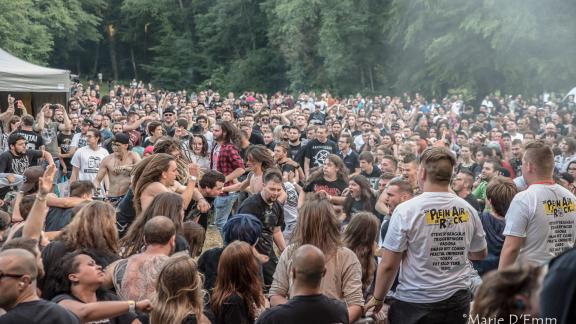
[
  {"xmin": 499, "ymin": 141, "xmax": 576, "ymax": 269},
  {"xmin": 472, "ymin": 158, "xmax": 501, "ymax": 208},
  {"xmin": 367, "ymin": 147, "xmax": 487, "ymax": 324},
  {"xmin": 0, "ymin": 249, "xmax": 80, "ymax": 323},
  {"xmin": 104, "ymin": 216, "xmax": 175, "ymax": 301},
  {"xmin": 256, "ymin": 245, "xmax": 348, "ymax": 324},
  {"xmin": 400, "ymin": 153, "xmax": 419, "ymax": 193},
  {"xmin": 238, "ymin": 168, "xmax": 286, "ymax": 290},
  {"xmin": 338, "ymin": 134, "xmax": 360, "ymax": 175},
  {"xmin": 44, "ymin": 181, "xmax": 95, "ymax": 232},
  {"xmin": 376, "ymin": 177, "xmax": 414, "ymax": 247},
  {"xmin": 451, "ymin": 169, "xmax": 482, "ymax": 212},
  {"xmin": 191, "ymin": 170, "xmax": 226, "ymax": 231},
  {"xmin": 359, "ymin": 151, "xmax": 382, "ymax": 190}
]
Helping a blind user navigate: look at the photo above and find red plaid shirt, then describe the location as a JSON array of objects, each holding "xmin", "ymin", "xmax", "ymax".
[{"xmin": 210, "ymin": 142, "xmax": 244, "ymax": 186}]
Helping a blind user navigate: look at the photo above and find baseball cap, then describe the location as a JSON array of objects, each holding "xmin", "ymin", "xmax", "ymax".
[
  {"xmin": 163, "ymin": 107, "xmax": 175, "ymax": 115},
  {"xmin": 82, "ymin": 118, "xmax": 94, "ymax": 126},
  {"xmin": 113, "ymin": 133, "xmax": 130, "ymax": 145}
]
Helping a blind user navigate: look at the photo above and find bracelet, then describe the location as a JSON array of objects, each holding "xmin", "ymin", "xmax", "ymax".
[
  {"xmin": 127, "ymin": 300, "xmax": 136, "ymax": 313},
  {"xmin": 372, "ymin": 296, "xmax": 384, "ymax": 305},
  {"xmin": 36, "ymin": 195, "xmax": 48, "ymax": 202}
]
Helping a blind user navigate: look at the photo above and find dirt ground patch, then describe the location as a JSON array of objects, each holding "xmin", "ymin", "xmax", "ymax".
[{"xmin": 203, "ymin": 226, "xmax": 223, "ymax": 251}]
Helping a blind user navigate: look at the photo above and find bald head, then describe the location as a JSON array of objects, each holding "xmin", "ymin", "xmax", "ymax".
[
  {"xmin": 0, "ymin": 249, "xmax": 38, "ymax": 280},
  {"xmin": 144, "ymin": 216, "xmax": 176, "ymax": 245},
  {"xmin": 292, "ymin": 244, "xmax": 326, "ymax": 287}
]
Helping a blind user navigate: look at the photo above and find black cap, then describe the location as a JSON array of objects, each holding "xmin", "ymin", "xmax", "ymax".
[
  {"xmin": 82, "ymin": 118, "xmax": 95, "ymax": 126},
  {"xmin": 163, "ymin": 107, "xmax": 175, "ymax": 115},
  {"xmin": 113, "ymin": 133, "xmax": 130, "ymax": 145}
]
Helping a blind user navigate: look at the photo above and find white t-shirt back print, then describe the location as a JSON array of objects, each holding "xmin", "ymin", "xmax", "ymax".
[{"xmin": 383, "ymin": 192, "xmax": 486, "ymax": 303}]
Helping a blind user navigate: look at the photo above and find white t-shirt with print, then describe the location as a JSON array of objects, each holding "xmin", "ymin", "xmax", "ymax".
[
  {"xmin": 503, "ymin": 183, "xmax": 576, "ymax": 265},
  {"xmin": 383, "ymin": 192, "xmax": 486, "ymax": 303},
  {"xmin": 71, "ymin": 146, "xmax": 109, "ymax": 182}
]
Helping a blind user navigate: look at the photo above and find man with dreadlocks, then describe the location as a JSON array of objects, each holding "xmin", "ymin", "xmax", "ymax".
[{"xmin": 115, "ymin": 152, "xmax": 209, "ymax": 237}]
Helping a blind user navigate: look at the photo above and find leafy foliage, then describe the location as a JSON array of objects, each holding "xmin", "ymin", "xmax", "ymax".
[{"xmin": 1, "ymin": 0, "xmax": 576, "ymax": 96}]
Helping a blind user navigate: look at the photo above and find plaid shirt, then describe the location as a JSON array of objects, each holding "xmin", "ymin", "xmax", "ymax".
[{"xmin": 210, "ymin": 142, "xmax": 244, "ymax": 186}]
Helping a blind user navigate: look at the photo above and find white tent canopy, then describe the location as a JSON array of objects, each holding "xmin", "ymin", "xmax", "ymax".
[{"xmin": 0, "ymin": 48, "xmax": 70, "ymax": 92}]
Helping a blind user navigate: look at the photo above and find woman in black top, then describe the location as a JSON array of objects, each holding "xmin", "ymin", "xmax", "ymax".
[
  {"xmin": 41, "ymin": 201, "xmax": 120, "ymax": 300},
  {"xmin": 211, "ymin": 241, "xmax": 267, "ymax": 324},
  {"xmin": 342, "ymin": 175, "xmax": 378, "ymax": 224},
  {"xmin": 301, "ymin": 154, "xmax": 349, "ymax": 206},
  {"xmin": 51, "ymin": 251, "xmax": 152, "ymax": 324}
]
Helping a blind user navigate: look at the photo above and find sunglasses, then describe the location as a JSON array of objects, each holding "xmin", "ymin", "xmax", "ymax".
[
  {"xmin": 164, "ymin": 113, "xmax": 173, "ymax": 117},
  {"xmin": 0, "ymin": 272, "xmax": 24, "ymax": 281}
]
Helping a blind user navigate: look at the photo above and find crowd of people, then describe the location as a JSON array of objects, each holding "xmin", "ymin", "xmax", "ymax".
[{"xmin": 0, "ymin": 80, "xmax": 575, "ymax": 324}]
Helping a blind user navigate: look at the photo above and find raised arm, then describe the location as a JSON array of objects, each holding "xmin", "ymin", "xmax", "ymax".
[
  {"xmin": 22, "ymin": 165, "xmax": 56, "ymax": 241},
  {"xmin": 0, "ymin": 95, "xmax": 15, "ymax": 123}
]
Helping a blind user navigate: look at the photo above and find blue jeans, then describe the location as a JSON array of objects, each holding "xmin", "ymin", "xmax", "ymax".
[{"xmin": 214, "ymin": 193, "xmax": 238, "ymax": 239}]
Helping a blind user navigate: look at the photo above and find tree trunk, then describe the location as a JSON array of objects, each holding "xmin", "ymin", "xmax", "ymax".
[
  {"xmin": 107, "ymin": 25, "xmax": 119, "ymax": 81},
  {"xmin": 368, "ymin": 66, "xmax": 375, "ymax": 92},
  {"xmin": 92, "ymin": 41, "xmax": 100, "ymax": 77},
  {"xmin": 130, "ymin": 47, "xmax": 138, "ymax": 80},
  {"xmin": 360, "ymin": 67, "xmax": 365, "ymax": 90}
]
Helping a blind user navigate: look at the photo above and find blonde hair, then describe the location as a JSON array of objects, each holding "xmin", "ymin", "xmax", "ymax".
[{"xmin": 150, "ymin": 253, "xmax": 205, "ymax": 324}]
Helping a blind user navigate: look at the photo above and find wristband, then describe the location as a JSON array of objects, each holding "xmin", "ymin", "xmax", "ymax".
[
  {"xmin": 371, "ymin": 296, "xmax": 384, "ymax": 305},
  {"xmin": 36, "ymin": 195, "xmax": 48, "ymax": 202},
  {"xmin": 127, "ymin": 300, "xmax": 136, "ymax": 313}
]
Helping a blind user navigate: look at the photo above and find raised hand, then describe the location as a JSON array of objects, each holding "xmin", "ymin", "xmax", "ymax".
[{"xmin": 38, "ymin": 164, "xmax": 57, "ymax": 196}]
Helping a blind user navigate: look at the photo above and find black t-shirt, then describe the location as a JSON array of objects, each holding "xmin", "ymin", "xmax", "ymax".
[
  {"xmin": 213, "ymin": 293, "xmax": 253, "ymax": 324},
  {"xmin": 277, "ymin": 161, "xmax": 296, "ymax": 175},
  {"xmin": 0, "ymin": 150, "xmax": 43, "ymax": 174},
  {"xmin": 57, "ymin": 132, "xmax": 74, "ymax": 170},
  {"xmin": 52, "ymin": 292, "xmax": 136, "ymax": 324},
  {"xmin": 288, "ymin": 142, "xmax": 303, "ymax": 160},
  {"xmin": 304, "ymin": 177, "xmax": 348, "ymax": 197},
  {"xmin": 238, "ymin": 193, "xmax": 284, "ymax": 256},
  {"xmin": 256, "ymin": 294, "xmax": 348, "ymax": 324},
  {"xmin": 340, "ymin": 150, "xmax": 360, "ymax": 174},
  {"xmin": 360, "ymin": 165, "xmax": 382, "ymax": 189},
  {"xmin": 45, "ymin": 207, "xmax": 75, "ymax": 232},
  {"xmin": 303, "ymin": 139, "xmax": 339, "ymax": 168},
  {"xmin": 0, "ymin": 299, "xmax": 80, "ymax": 324},
  {"xmin": 540, "ymin": 248, "xmax": 576, "ymax": 324},
  {"xmin": 198, "ymin": 247, "xmax": 224, "ymax": 291},
  {"xmin": 15, "ymin": 129, "xmax": 44, "ymax": 150},
  {"xmin": 249, "ymin": 132, "xmax": 265, "ymax": 145},
  {"xmin": 116, "ymin": 188, "xmax": 136, "ymax": 237}
]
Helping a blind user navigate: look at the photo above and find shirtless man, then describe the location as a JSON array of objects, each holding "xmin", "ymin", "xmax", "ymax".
[{"xmin": 94, "ymin": 133, "xmax": 141, "ymax": 205}]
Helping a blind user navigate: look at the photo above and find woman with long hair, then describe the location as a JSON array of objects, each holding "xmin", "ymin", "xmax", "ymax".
[
  {"xmin": 343, "ymin": 212, "xmax": 380, "ymax": 298},
  {"xmin": 121, "ymin": 192, "xmax": 187, "ymax": 257},
  {"xmin": 41, "ymin": 201, "xmax": 120, "ymax": 300},
  {"xmin": 342, "ymin": 175, "xmax": 378, "ymax": 224},
  {"xmin": 555, "ymin": 137, "xmax": 576, "ymax": 172},
  {"xmin": 150, "ymin": 254, "xmax": 210, "ymax": 324},
  {"xmin": 51, "ymin": 251, "xmax": 152, "ymax": 324},
  {"xmin": 223, "ymin": 144, "xmax": 274, "ymax": 194},
  {"xmin": 472, "ymin": 265, "xmax": 545, "ymax": 320},
  {"xmin": 211, "ymin": 241, "xmax": 267, "ymax": 324},
  {"xmin": 300, "ymin": 154, "xmax": 349, "ymax": 207},
  {"xmin": 185, "ymin": 134, "xmax": 210, "ymax": 173},
  {"xmin": 270, "ymin": 194, "xmax": 364, "ymax": 323}
]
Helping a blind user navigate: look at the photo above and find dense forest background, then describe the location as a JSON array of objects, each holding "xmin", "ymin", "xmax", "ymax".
[{"xmin": 2, "ymin": 0, "xmax": 576, "ymax": 97}]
